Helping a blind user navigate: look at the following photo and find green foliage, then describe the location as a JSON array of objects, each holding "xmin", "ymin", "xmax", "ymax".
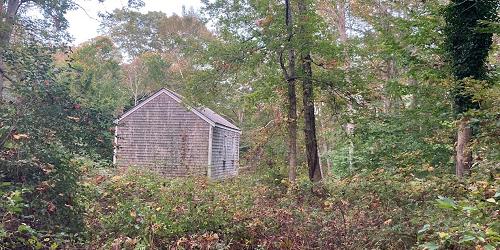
[
  {"xmin": 86, "ymin": 169, "xmax": 256, "ymax": 248},
  {"xmin": 0, "ymin": 158, "xmax": 85, "ymax": 249},
  {"xmin": 78, "ymin": 161, "xmax": 500, "ymax": 249},
  {"xmin": 3, "ymin": 44, "xmax": 115, "ymax": 158},
  {"xmin": 444, "ymin": 0, "xmax": 498, "ymax": 80},
  {"xmin": 418, "ymin": 165, "xmax": 499, "ymax": 249},
  {"xmin": 100, "ymin": 9, "xmax": 166, "ymax": 58},
  {"xmin": 350, "ymin": 107, "xmax": 454, "ymax": 173},
  {"xmin": 1, "ymin": 0, "xmax": 499, "ymax": 249},
  {"xmin": 0, "ymin": 38, "xmax": 116, "ymax": 248},
  {"xmin": 443, "ymin": 0, "xmax": 499, "ymax": 113},
  {"xmin": 100, "ymin": 7, "xmax": 214, "ymax": 99},
  {"xmin": 465, "ymin": 78, "xmax": 500, "ymax": 162},
  {"xmin": 62, "ymin": 36, "xmax": 128, "ymax": 114}
]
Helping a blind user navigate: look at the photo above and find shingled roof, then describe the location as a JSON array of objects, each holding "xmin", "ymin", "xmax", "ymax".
[
  {"xmin": 116, "ymin": 88, "xmax": 241, "ymax": 132},
  {"xmin": 197, "ymin": 107, "xmax": 240, "ymax": 131}
]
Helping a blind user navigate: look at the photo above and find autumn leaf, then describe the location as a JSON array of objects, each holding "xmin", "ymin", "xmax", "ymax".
[
  {"xmin": 41, "ymin": 164, "xmax": 55, "ymax": 174},
  {"xmin": 67, "ymin": 116, "xmax": 80, "ymax": 122},
  {"xmin": 36, "ymin": 181, "xmax": 51, "ymax": 192},
  {"xmin": 47, "ymin": 202, "xmax": 56, "ymax": 213},
  {"xmin": 12, "ymin": 133, "xmax": 29, "ymax": 140}
]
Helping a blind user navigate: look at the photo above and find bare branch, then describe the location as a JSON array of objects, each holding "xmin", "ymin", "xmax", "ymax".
[
  {"xmin": 73, "ymin": 2, "xmax": 99, "ymax": 22},
  {"xmin": 278, "ymin": 49, "xmax": 289, "ymax": 80}
]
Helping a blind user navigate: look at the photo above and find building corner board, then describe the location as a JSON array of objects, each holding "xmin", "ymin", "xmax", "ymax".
[
  {"xmin": 113, "ymin": 125, "xmax": 118, "ymax": 165},
  {"xmin": 207, "ymin": 126, "xmax": 213, "ymax": 179}
]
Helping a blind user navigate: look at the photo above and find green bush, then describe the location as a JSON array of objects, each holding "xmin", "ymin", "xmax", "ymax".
[
  {"xmin": 86, "ymin": 169, "xmax": 257, "ymax": 248},
  {"xmin": 418, "ymin": 165, "xmax": 499, "ymax": 249}
]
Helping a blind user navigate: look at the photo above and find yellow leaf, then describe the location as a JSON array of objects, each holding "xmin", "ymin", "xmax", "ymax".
[
  {"xmin": 130, "ymin": 210, "xmax": 137, "ymax": 218},
  {"xmin": 111, "ymin": 176, "xmax": 122, "ymax": 182},
  {"xmin": 438, "ymin": 232, "xmax": 449, "ymax": 239}
]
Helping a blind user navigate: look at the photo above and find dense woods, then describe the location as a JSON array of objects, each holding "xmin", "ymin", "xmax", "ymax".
[{"xmin": 1, "ymin": 0, "xmax": 499, "ymax": 249}]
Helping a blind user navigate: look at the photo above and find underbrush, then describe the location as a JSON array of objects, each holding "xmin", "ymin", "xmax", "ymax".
[
  {"xmin": 2, "ymin": 157, "xmax": 497, "ymax": 249},
  {"xmin": 0, "ymin": 155, "xmax": 92, "ymax": 249},
  {"xmin": 82, "ymin": 163, "xmax": 498, "ymax": 249},
  {"xmin": 84, "ymin": 168, "xmax": 259, "ymax": 248}
]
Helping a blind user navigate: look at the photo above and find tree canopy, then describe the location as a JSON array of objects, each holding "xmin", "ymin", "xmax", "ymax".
[{"xmin": 0, "ymin": 0, "xmax": 499, "ymax": 249}]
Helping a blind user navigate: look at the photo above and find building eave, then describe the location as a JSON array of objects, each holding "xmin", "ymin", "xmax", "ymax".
[
  {"xmin": 215, "ymin": 123, "xmax": 242, "ymax": 134},
  {"xmin": 114, "ymin": 88, "xmax": 216, "ymax": 127}
]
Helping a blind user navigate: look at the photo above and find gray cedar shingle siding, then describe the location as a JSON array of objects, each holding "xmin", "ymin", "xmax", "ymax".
[
  {"xmin": 210, "ymin": 127, "xmax": 240, "ymax": 179},
  {"xmin": 114, "ymin": 88, "xmax": 241, "ymax": 179},
  {"xmin": 116, "ymin": 92, "xmax": 211, "ymax": 177}
]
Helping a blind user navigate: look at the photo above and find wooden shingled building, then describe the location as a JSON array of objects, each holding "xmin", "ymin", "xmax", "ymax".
[{"xmin": 113, "ymin": 88, "xmax": 241, "ymax": 179}]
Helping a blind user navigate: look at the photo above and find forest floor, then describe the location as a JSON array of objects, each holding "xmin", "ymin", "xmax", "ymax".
[{"xmin": 80, "ymin": 164, "xmax": 498, "ymax": 249}]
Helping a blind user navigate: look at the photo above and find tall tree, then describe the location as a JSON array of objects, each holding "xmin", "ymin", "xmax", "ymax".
[
  {"xmin": 198, "ymin": 0, "xmax": 308, "ymax": 175},
  {"xmin": 281, "ymin": 0, "xmax": 298, "ymax": 183},
  {"xmin": 60, "ymin": 36, "xmax": 128, "ymax": 113},
  {"xmin": 443, "ymin": 0, "xmax": 498, "ymax": 177},
  {"xmin": 123, "ymin": 52, "xmax": 170, "ymax": 105},
  {"xmin": 100, "ymin": 8, "xmax": 212, "ymax": 84},
  {"xmin": 0, "ymin": 0, "xmax": 144, "ymax": 99},
  {"xmin": 298, "ymin": 0, "xmax": 322, "ymax": 182},
  {"xmin": 318, "ymin": 0, "xmax": 355, "ymax": 171}
]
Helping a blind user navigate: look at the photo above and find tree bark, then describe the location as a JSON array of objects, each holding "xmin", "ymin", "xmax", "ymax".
[
  {"xmin": 301, "ymin": 53, "xmax": 322, "ymax": 182},
  {"xmin": 318, "ymin": 103, "xmax": 331, "ymax": 175},
  {"xmin": 286, "ymin": 65, "xmax": 298, "ymax": 182},
  {"xmin": 456, "ymin": 117, "xmax": 472, "ymax": 177},
  {"xmin": 298, "ymin": 0, "xmax": 322, "ymax": 182},
  {"xmin": 408, "ymin": 78, "xmax": 417, "ymax": 109},
  {"xmin": 282, "ymin": 0, "xmax": 298, "ymax": 183},
  {"xmin": 0, "ymin": 60, "xmax": 5, "ymax": 101}
]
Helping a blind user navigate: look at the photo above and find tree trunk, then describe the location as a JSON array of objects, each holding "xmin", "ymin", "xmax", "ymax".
[
  {"xmin": 302, "ymin": 55, "xmax": 322, "ymax": 182},
  {"xmin": 298, "ymin": 0, "xmax": 322, "ymax": 182},
  {"xmin": 283, "ymin": 0, "xmax": 298, "ymax": 183},
  {"xmin": 346, "ymin": 108, "xmax": 355, "ymax": 171},
  {"xmin": 382, "ymin": 58, "xmax": 393, "ymax": 113},
  {"xmin": 287, "ymin": 70, "xmax": 298, "ymax": 182},
  {"xmin": 322, "ymin": 139, "xmax": 331, "ymax": 172},
  {"xmin": 0, "ymin": 60, "xmax": 5, "ymax": 100},
  {"xmin": 408, "ymin": 78, "xmax": 417, "ymax": 109},
  {"xmin": 336, "ymin": 0, "xmax": 347, "ymax": 42},
  {"xmin": 318, "ymin": 104, "xmax": 331, "ymax": 175},
  {"xmin": 301, "ymin": 53, "xmax": 322, "ymax": 182},
  {"xmin": 456, "ymin": 117, "xmax": 472, "ymax": 177},
  {"xmin": 0, "ymin": 0, "xmax": 22, "ymax": 100}
]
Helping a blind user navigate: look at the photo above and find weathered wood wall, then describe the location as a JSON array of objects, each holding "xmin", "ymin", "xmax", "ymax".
[
  {"xmin": 210, "ymin": 127, "xmax": 240, "ymax": 179},
  {"xmin": 116, "ymin": 93, "xmax": 210, "ymax": 177}
]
